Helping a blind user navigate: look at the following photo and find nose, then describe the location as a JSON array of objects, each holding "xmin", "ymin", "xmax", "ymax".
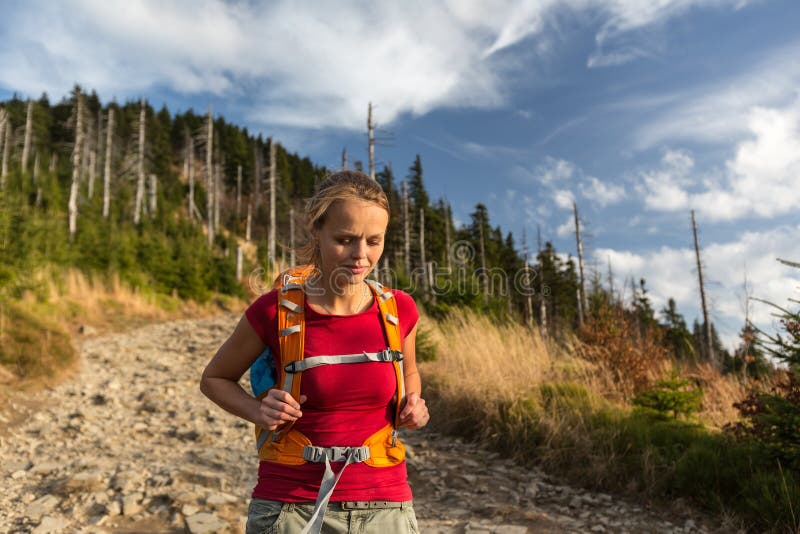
[{"xmin": 351, "ymin": 239, "xmax": 368, "ymax": 260}]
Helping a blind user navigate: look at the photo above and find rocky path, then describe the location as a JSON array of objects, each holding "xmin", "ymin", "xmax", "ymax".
[{"xmin": 0, "ymin": 315, "xmax": 718, "ymax": 533}]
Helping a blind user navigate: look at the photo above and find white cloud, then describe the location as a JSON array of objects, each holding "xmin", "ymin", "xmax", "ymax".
[
  {"xmin": 636, "ymin": 101, "xmax": 800, "ymax": 221},
  {"xmin": 634, "ymin": 40, "xmax": 800, "ymax": 148},
  {"xmin": 579, "ymin": 176, "xmax": 626, "ymax": 206},
  {"xmin": 0, "ymin": 0, "xmax": 751, "ymax": 130},
  {"xmin": 596, "ymin": 224, "xmax": 800, "ymax": 349},
  {"xmin": 556, "ymin": 214, "xmax": 575, "ymax": 237},
  {"xmin": 553, "ymin": 189, "xmax": 576, "ymax": 210}
]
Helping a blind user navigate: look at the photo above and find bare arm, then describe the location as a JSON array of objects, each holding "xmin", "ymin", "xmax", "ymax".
[
  {"xmin": 200, "ymin": 315, "xmax": 304, "ymax": 428},
  {"xmin": 398, "ymin": 323, "xmax": 429, "ymax": 429}
]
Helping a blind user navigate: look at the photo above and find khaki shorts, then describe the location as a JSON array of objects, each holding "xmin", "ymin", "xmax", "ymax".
[{"xmin": 246, "ymin": 498, "xmax": 420, "ymax": 534}]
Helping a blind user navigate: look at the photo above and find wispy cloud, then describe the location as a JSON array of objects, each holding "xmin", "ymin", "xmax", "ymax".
[
  {"xmin": 635, "ymin": 100, "xmax": 800, "ymax": 221},
  {"xmin": 633, "ymin": 40, "xmax": 800, "ymax": 148},
  {"xmin": 0, "ymin": 0, "xmax": 750, "ymax": 131}
]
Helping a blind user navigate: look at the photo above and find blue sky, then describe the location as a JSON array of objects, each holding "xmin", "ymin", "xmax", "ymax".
[{"xmin": 2, "ymin": 0, "xmax": 799, "ymax": 347}]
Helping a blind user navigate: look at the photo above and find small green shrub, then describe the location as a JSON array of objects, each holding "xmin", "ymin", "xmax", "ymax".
[{"xmin": 632, "ymin": 375, "xmax": 703, "ymax": 420}]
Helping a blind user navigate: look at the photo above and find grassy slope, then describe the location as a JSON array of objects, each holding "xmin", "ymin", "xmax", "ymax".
[
  {"xmin": 419, "ymin": 309, "xmax": 800, "ymax": 533},
  {"xmin": 0, "ymin": 267, "xmax": 244, "ymax": 388}
]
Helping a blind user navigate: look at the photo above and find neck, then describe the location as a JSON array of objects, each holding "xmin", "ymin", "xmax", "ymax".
[{"xmin": 306, "ymin": 272, "xmax": 370, "ymax": 315}]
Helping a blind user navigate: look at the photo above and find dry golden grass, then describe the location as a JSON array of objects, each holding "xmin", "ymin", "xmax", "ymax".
[
  {"xmin": 420, "ymin": 308, "xmax": 749, "ymax": 433},
  {"xmin": 0, "ymin": 267, "xmax": 245, "ymax": 388}
]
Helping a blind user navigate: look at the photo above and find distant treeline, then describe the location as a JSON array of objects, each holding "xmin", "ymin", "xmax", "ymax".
[{"xmin": 0, "ymin": 87, "xmax": 766, "ymax": 375}]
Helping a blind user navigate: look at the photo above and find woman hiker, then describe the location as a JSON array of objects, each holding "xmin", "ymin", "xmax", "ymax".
[{"xmin": 201, "ymin": 170, "xmax": 430, "ymax": 533}]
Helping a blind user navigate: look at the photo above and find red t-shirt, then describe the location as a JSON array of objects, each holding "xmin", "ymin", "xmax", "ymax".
[{"xmin": 245, "ymin": 287, "xmax": 419, "ymax": 502}]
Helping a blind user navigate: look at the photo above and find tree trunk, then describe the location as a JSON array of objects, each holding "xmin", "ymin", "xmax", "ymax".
[
  {"xmin": 290, "ymin": 207, "xmax": 296, "ymax": 266},
  {"xmin": 88, "ymin": 148, "xmax": 96, "ymax": 199},
  {"xmin": 537, "ymin": 225, "xmax": 547, "ymax": 338},
  {"xmin": 103, "ymin": 107, "xmax": 114, "ymax": 218},
  {"xmin": 213, "ymin": 159, "xmax": 221, "ymax": 232},
  {"xmin": 68, "ymin": 92, "xmax": 84, "ymax": 238},
  {"xmin": 236, "ymin": 164, "xmax": 242, "ymax": 221},
  {"xmin": 444, "ymin": 202, "xmax": 452, "ymax": 272},
  {"xmin": 206, "ymin": 106, "xmax": 214, "ymax": 247},
  {"xmin": 368, "ymin": 102, "xmax": 375, "ymax": 180},
  {"xmin": 479, "ymin": 217, "xmax": 488, "ymax": 306},
  {"xmin": 49, "ymin": 152, "xmax": 57, "ymax": 173},
  {"xmin": 341, "ymin": 147, "xmax": 348, "ymax": 170},
  {"xmin": 692, "ymin": 210, "xmax": 714, "ymax": 364},
  {"xmin": 187, "ymin": 134, "xmax": 195, "ymax": 223},
  {"xmin": 22, "ymin": 100, "xmax": 33, "ymax": 173},
  {"xmin": 254, "ymin": 142, "xmax": 262, "ymax": 209},
  {"xmin": 236, "ymin": 246, "xmax": 243, "ymax": 280},
  {"xmin": 133, "ymin": 100, "xmax": 146, "ymax": 225},
  {"xmin": 0, "ymin": 109, "xmax": 6, "ymax": 185},
  {"xmin": 402, "ymin": 181, "xmax": 410, "ymax": 274},
  {"xmin": 268, "ymin": 138, "xmax": 276, "ymax": 266},
  {"xmin": 573, "ymin": 201, "xmax": 588, "ymax": 323},
  {"xmin": 1, "ymin": 111, "xmax": 10, "ymax": 187},
  {"xmin": 523, "ymin": 227, "xmax": 533, "ymax": 329},
  {"xmin": 419, "ymin": 208, "xmax": 427, "ymax": 294},
  {"xmin": 33, "ymin": 151, "xmax": 42, "ymax": 206},
  {"xmin": 245, "ymin": 201, "xmax": 252, "ymax": 242},
  {"xmin": 149, "ymin": 174, "xmax": 157, "ymax": 215}
]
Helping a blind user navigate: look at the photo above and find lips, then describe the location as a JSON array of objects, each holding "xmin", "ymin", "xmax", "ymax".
[{"xmin": 346, "ymin": 265, "xmax": 368, "ymax": 274}]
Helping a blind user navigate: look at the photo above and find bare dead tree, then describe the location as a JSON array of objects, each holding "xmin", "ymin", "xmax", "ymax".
[
  {"xmin": 236, "ymin": 245, "xmax": 243, "ymax": 280},
  {"xmin": 419, "ymin": 208, "xmax": 427, "ymax": 294},
  {"xmin": 402, "ymin": 181, "xmax": 410, "ymax": 274},
  {"xmin": 68, "ymin": 91, "xmax": 84, "ymax": 238},
  {"xmin": 213, "ymin": 157, "xmax": 221, "ymax": 231},
  {"xmin": 185, "ymin": 133, "xmax": 198, "ymax": 223},
  {"xmin": 290, "ymin": 206, "xmax": 296, "ymax": 266},
  {"xmin": 341, "ymin": 147, "xmax": 348, "ymax": 170},
  {"xmin": 573, "ymin": 201, "xmax": 588, "ymax": 324},
  {"xmin": 96, "ymin": 107, "xmax": 103, "ymax": 189},
  {"xmin": 133, "ymin": 100, "xmax": 146, "ymax": 225},
  {"xmin": 253, "ymin": 142, "xmax": 263, "ymax": 209},
  {"xmin": 236, "ymin": 164, "xmax": 242, "ymax": 221},
  {"xmin": 245, "ymin": 201, "xmax": 252, "ymax": 242},
  {"xmin": 88, "ymin": 141, "xmax": 96, "ymax": 199},
  {"xmin": 268, "ymin": 138, "xmax": 276, "ymax": 266},
  {"xmin": 102, "ymin": 107, "xmax": 114, "ymax": 218},
  {"xmin": 691, "ymin": 209, "xmax": 714, "ymax": 364},
  {"xmin": 49, "ymin": 153, "xmax": 57, "ymax": 173},
  {"xmin": 537, "ymin": 224, "xmax": 547, "ymax": 338},
  {"xmin": 478, "ymin": 215, "xmax": 488, "ymax": 306},
  {"xmin": 149, "ymin": 173, "xmax": 157, "ymax": 215},
  {"xmin": 205, "ymin": 106, "xmax": 214, "ymax": 247},
  {"xmin": 1, "ymin": 109, "xmax": 10, "ymax": 187},
  {"xmin": 21, "ymin": 100, "xmax": 33, "ymax": 173},
  {"xmin": 523, "ymin": 227, "xmax": 533, "ymax": 329},
  {"xmin": 368, "ymin": 102, "xmax": 375, "ymax": 180},
  {"xmin": 33, "ymin": 151, "xmax": 42, "ymax": 206},
  {"xmin": 444, "ymin": 202, "xmax": 452, "ymax": 273}
]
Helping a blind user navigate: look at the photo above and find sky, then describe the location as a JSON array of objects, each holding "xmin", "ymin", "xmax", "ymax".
[{"xmin": 2, "ymin": 0, "xmax": 799, "ymax": 348}]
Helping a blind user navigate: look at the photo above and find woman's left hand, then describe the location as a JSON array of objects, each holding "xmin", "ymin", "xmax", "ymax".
[{"xmin": 399, "ymin": 392, "xmax": 430, "ymax": 430}]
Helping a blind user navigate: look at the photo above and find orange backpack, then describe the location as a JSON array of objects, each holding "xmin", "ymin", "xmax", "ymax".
[{"xmin": 252, "ymin": 266, "xmax": 407, "ymax": 529}]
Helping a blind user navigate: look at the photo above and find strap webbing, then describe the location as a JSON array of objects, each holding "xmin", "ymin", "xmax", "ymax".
[
  {"xmin": 284, "ymin": 350, "xmax": 403, "ymax": 373},
  {"xmin": 300, "ymin": 447, "xmax": 370, "ymax": 534}
]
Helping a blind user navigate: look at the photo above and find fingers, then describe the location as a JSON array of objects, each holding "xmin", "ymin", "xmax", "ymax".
[
  {"xmin": 257, "ymin": 389, "xmax": 304, "ymax": 429},
  {"xmin": 399, "ymin": 393, "xmax": 429, "ymax": 430}
]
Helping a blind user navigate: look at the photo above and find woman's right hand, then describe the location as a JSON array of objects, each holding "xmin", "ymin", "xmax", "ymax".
[{"xmin": 255, "ymin": 389, "xmax": 307, "ymax": 430}]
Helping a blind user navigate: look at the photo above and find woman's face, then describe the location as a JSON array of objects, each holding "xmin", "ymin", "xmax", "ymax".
[{"xmin": 314, "ymin": 198, "xmax": 389, "ymax": 289}]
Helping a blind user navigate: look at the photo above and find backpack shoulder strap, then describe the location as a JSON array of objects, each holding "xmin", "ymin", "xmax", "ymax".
[
  {"xmin": 365, "ymin": 279, "xmax": 405, "ymax": 431},
  {"xmin": 268, "ymin": 265, "xmax": 315, "ymax": 441}
]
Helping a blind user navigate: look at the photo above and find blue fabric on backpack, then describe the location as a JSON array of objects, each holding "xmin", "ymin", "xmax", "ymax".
[{"xmin": 249, "ymin": 346, "xmax": 277, "ymax": 397}]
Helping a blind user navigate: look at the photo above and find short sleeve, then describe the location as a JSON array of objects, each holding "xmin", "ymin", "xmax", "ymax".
[
  {"xmin": 391, "ymin": 289, "xmax": 419, "ymax": 340},
  {"xmin": 244, "ymin": 290, "xmax": 279, "ymax": 347}
]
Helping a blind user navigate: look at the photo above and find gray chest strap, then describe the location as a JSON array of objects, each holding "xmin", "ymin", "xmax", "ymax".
[{"xmin": 284, "ymin": 349, "xmax": 403, "ymax": 373}]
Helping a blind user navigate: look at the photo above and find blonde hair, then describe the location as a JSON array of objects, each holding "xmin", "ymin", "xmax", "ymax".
[{"xmin": 297, "ymin": 170, "xmax": 390, "ymax": 267}]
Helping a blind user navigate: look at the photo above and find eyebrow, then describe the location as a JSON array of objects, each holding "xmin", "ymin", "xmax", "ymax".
[{"xmin": 335, "ymin": 232, "xmax": 384, "ymax": 239}]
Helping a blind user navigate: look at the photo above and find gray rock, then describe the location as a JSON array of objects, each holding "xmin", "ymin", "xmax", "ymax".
[
  {"xmin": 185, "ymin": 512, "xmax": 228, "ymax": 534},
  {"xmin": 26, "ymin": 494, "xmax": 60, "ymax": 520},
  {"xmin": 493, "ymin": 526, "xmax": 528, "ymax": 534},
  {"xmin": 32, "ymin": 515, "xmax": 70, "ymax": 534},
  {"xmin": 122, "ymin": 493, "xmax": 143, "ymax": 516}
]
